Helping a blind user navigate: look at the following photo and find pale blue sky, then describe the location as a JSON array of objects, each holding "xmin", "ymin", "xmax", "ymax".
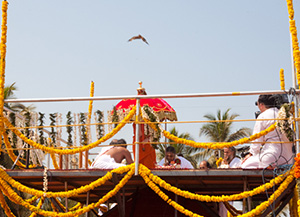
[{"xmin": 3, "ymin": 0, "xmax": 300, "ymax": 154}]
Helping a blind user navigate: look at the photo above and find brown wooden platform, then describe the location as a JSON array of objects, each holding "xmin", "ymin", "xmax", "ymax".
[{"xmin": 6, "ymin": 168, "xmax": 292, "ymax": 203}]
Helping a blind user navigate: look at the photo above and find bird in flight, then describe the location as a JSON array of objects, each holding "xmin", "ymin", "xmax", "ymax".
[{"xmin": 128, "ymin": 34, "xmax": 149, "ymax": 45}]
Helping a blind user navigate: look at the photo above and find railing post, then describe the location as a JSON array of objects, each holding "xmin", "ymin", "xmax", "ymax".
[
  {"xmin": 135, "ymin": 98, "xmax": 140, "ymax": 176},
  {"xmin": 289, "ymin": 34, "xmax": 300, "ymax": 155}
]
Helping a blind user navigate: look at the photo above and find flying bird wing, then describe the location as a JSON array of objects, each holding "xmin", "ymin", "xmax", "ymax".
[{"xmin": 128, "ymin": 35, "xmax": 149, "ymax": 45}]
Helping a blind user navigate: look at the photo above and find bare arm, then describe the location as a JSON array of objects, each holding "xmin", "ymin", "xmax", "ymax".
[{"xmin": 124, "ymin": 150, "xmax": 134, "ymax": 164}]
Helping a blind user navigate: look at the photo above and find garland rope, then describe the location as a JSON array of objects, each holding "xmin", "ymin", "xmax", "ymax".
[
  {"xmin": 0, "ymin": 162, "xmax": 296, "ymax": 217},
  {"xmin": 280, "ymin": 68, "xmax": 285, "ymax": 90},
  {"xmin": 0, "ymin": 0, "xmax": 8, "ymax": 149},
  {"xmin": 139, "ymin": 163, "xmax": 295, "ymax": 217},
  {"xmin": 286, "ymin": 0, "xmax": 300, "ymax": 86},
  {"xmin": 141, "ymin": 111, "xmax": 277, "ymax": 149},
  {"xmin": 0, "ymin": 164, "xmax": 135, "ymax": 217},
  {"xmin": 139, "ymin": 164, "xmax": 290, "ymax": 202},
  {"xmin": 0, "ymin": 164, "xmax": 133, "ymax": 198},
  {"xmin": 2, "ymin": 106, "xmax": 136, "ymax": 155}
]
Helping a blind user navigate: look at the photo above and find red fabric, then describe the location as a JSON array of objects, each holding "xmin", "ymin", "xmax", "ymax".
[
  {"xmin": 132, "ymin": 124, "xmax": 156, "ymax": 169},
  {"xmin": 114, "ymin": 98, "xmax": 176, "ymax": 113}
]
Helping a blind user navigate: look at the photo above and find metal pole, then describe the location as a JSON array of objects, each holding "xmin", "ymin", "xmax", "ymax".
[
  {"xmin": 4, "ymin": 89, "xmax": 297, "ymax": 104},
  {"xmin": 135, "ymin": 98, "xmax": 140, "ymax": 176},
  {"xmin": 290, "ymin": 32, "xmax": 300, "ymax": 154}
]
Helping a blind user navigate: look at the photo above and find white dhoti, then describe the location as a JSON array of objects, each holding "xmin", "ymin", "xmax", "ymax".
[
  {"xmin": 241, "ymin": 107, "xmax": 294, "ymax": 169},
  {"xmin": 241, "ymin": 142, "xmax": 293, "ymax": 169},
  {"xmin": 91, "ymin": 155, "xmax": 125, "ymax": 169}
]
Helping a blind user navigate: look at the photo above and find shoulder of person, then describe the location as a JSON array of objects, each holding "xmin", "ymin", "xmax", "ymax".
[
  {"xmin": 177, "ymin": 156, "xmax": 187, "ymax": 161},
  {"xmin": 115, "ymin": 146, "xmax": 128, "ymax": 151}
]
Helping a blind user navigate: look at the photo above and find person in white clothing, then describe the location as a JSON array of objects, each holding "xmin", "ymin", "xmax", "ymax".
[
  {"xmin": 158, "ymin": 146, "xmax": 194, "ymax": 169},
  {"xmin": 219, "ymin": 147, "xmax": 241, "ymax": 168},
  {"xmin": 91, "ymin": 139, "xmax": 133, "ymax": 169},
  {"xmin": 218, "ymin": 147, "xmax": 242, "ymax": 216},
  {"xmin": 241, "ymin": 95, "xmax": 294, "ymax": 169}
]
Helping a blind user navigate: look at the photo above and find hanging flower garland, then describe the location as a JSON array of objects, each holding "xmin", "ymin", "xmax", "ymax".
[
  {"xmin": 0, "ymin": 185, "xmax": 16, "ymax": 217},
  {"xmin": 87, "ymin": 81, "xmax": 94, "ymax": 144},
  {"xmin": 216, "ymin": 157, "xmax": 223, "ymax": 167},
  {"xmin": 139, "ymin": 164, "xmax": 290, "ymax": 202},
  {"xmin": 0, "ymin": 0, "xmax": 8, "ymax": 114},
  {"xmin": 142, "ymin": 115, "xmax": 276, "ymax": 149},
  {"xmin": 0, "ymin": 164, "xmax": 135, "ymax": 217},
  {"xmin": 2, "ymin": 106, "xmax": 136, "ymax": 155},
  {"xmin": 141, "ymin": 105, "xmax": 162, "ymax": 147},
  {"xmin": 29, "ymin": 197, "xmax": 45, "ymax": 217},
  {"xmin": 280, "ymin": 68, "xmax": 285, "ymax": 90},
  {"xmin": 286, "ymin": 0, "xmax": 300, "ymax": 86},
  {"xmin": 139, "ymin": 163, "xmax": 295, "ymax": 217},
  {"xmin": 277, "ymin": 103, "xmax": 295, "ymax": 142},
  {"xmin": 95, "ymin": 110, "xmax": 104, "ymax": 140},
  {"xmin": 139, "ymin": 165, "xmax": 202, "ymax": 217},
  {"xmin": 0, "ymin": 163, "xmax": 133, "ymax": 199},
  {"xmin": 0, "ymin": 0, "xmax": 8, "ymax": 148},
  {"xmin": 26, "ymin": 196, "xmax": 38, "ymax": 205}
]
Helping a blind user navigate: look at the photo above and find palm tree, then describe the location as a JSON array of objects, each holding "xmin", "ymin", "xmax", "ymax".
[
  {"xmin": 198, "ymin": 109, "xmax": 252, "ymax": 166},
  {"xmin": 157, "ymin": 127, "xmax": 202, "ymax": 168},
  {"xmin": 4, "ymin": 82, "xmax": 35, "ymax": 112}
]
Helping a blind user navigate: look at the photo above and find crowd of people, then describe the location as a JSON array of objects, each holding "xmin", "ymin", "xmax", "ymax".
[{"xmin": 91, "ymin": 94, "xmax": 294, "ymax": 170}]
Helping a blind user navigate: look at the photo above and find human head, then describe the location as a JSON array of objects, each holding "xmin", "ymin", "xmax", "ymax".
[
  {"xmin": 165, "ymin": 146, "xmax": 176, "ymax": 162},
  {"xmin": 110, "ymin": 139, "xmax": 119, "ymax": 146},
  {"xmin": 117, "ymin": 139, "xmax": 127, "ymax": 148},
  {"xmin": 223, "ymin": 147, "xmax": 236, "ymax": 162},
  {"xmin": 256, "ymin": 95, "xmax": 276, "ymax": 112},
  {"xmin": 199, "ymin": 160, "xmax": 211, "ymax": 169}
]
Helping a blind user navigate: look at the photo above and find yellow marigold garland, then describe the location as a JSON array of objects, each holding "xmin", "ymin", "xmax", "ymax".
[
  {"xmin": 2, "ymin": 106, "xmax": 136, "ymax": 155},
  {"xmin": 0, "ymin": 0, "xmax": 8, "ymax": 114},
  {"xmin": 139, "ymin": 164, "xmax": 203, "ymax": 217},
  {"xmin": 0, "ymin": 164, "xmax": 135, "ymax": 217},
  {"xmin": 280, "ymin": 68, "xmax": 285, "ymax": 90},
  {"xmin": 294, "ymin": 153, "xmax": 300, "ymax": 178},
  {"xmin": 50, "ymin": 152, "xmax": 60, "ymax": 170},
  {"xmin": 289, "ymin": 185, "xmax": 298, "ymax": 217},
  {"xmin": 216, "ymin": 157, "xmax": 223, "ymax": 167},
  {"xmin": 50, "ymin": 199, "xmax": 59, "ymax": 212},
  {"xmin": 139, "ymin": 164, "xmax": 289, "ymax": 202},
  {"xmin": 0, "ymin": 185, "xmax": 16, "ymax": 217},
  {"xmin": 139, "ymin": 163, "xmax": 295, "ymax": 217},
  {"xmin": 29, "ymin": 197, "xmax": 45, "ymax": 217},
  {"xmin": 239, "ymin": 173, "xmax": 294, "ymax": 217},
  {"xmin": 143, "ymin": 116, "xmax": 277, "ymax": 149},
  {"xmin": 0, "ymin": 0, "xmax": 8, "ymax": 150},
  {"xmin": 26, "ymin": 196, "xmax": 38, "ymax": 205},
  {"xmin": 2, "ymin": 129, "xmax": 27, "ymax": 168},
  {"xmin": 286, "ymin": 0, "xmax": 300, "ymax": 86},
  {"xmin": 0, "ymin": 163, "xmax": 133, "ymax": 199},
  {"xmin": 88, "ymin": 81, "xmax": 94, "ymax": 123}
]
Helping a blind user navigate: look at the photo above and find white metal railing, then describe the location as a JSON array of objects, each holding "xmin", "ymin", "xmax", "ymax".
[
  {"xmin": 3, "ymin": 89, "xmax": 297, "ymax": 103},
  {"xmin": 4, "ymin": 89, "xmax": 300, "ymax": 173}
]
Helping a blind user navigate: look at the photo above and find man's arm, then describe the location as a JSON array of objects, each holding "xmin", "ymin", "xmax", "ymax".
[{"xmin": 124, "ymin": 150, "xmax": 134, "ymax": 164}]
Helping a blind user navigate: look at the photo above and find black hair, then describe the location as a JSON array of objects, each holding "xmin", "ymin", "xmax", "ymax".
[
  {"xmin": 118, "ymin": 139, "xmax": 127, "ymax": 145},
  {"xmin": 109, "ymin": 139, "xmax": 119, "ymax": 145},
  {"xmin": 206, "ymin": 161, "xmax": 212, "ymax": 169},
  {"xmin": 226, "ymin": 146, "xmax": 236, "ymax": 155},
  {"xmin": 258, "ymin": 95, "xmax": 276, "ymax": 108},
  {"xmin": 165, "ymin": 146, "xmax": 176, "ymax": 154},
  {"xmin": 257, "ymin": 94, "xmax": 289, "ymax": 109}
]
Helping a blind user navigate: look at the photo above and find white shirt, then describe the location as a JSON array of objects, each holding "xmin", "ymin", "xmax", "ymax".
[
  {"xmin": 219, "ymin": 157, "xmax": 241, "ymax": 168},
  {"xmin": 158, "ymin": 156, "xmax": 194, "ymax": 169}
]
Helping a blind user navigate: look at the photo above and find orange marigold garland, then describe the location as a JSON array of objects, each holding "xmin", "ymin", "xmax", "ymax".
[{"xmin": 294, "ymin": 153, "xmax": 300, "ymax": 178}]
